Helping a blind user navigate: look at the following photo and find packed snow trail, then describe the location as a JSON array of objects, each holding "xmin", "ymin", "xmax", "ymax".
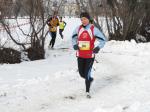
[{"xmin": 1, "ymin": 43, "xmax": 150, "ymax": 112}]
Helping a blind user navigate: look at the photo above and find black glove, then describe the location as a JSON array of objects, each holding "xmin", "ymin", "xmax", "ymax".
[
  {"xmin": 73, "ymin": 44, "xmax": 79, "ymax": 50},
  {"xmin": 93, "ymin": 47, "xmax": 100, "ymax": 53}
]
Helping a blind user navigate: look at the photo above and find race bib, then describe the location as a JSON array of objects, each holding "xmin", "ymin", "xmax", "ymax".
[{"xmin": 79, "ymin": 41, "xmax": 90, "ymax": 50}]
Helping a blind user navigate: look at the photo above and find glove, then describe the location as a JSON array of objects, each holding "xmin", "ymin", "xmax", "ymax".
[
  {"xmin": 73, "ymin": 44, "xmax": 79, "ymax": 50},
  {"xmin": 93, "ymin": 47, "xmax": 100, "ymax": 53}
]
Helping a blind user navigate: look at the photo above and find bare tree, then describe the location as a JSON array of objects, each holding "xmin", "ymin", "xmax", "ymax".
[
  {"xmin": 18, "ymin": 0, "xmax": 49, "ymax": 60},
  {"xmin": 0, "ymin": 0, "xmax": 52, "ymax": 62},
  {"xmin": 75, "ymin": 0, "xmax": 81, "ymax": 15},
  {"xmin": 0, "ymin": 0, "xmax": 15, "ymax": 17},
  {"xmin": 139, "ymin": 0, "xmax": 150, "ymax": 42},
  {"xmin": 105, "ymin": 0, "xmax": 148, "ymax": 41},
  {"xmin": 74, "ymin": 0, "xmax": 149, "ymax": 42}
]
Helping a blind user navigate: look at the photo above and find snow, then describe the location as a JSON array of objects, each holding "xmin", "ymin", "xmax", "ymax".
[{"xmin": 1, "ymin": 17, "xmax": 150, "ymax": 112}]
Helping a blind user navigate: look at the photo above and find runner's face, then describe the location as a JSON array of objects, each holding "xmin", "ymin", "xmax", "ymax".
[{"xmin": 81, "ymin": 17, "xmax": 89, "ymax": 26}]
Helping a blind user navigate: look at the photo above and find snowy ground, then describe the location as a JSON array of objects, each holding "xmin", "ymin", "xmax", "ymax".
[{"xmin": 1, "ymin": 18, "xmax": 150, "ymax": 112}]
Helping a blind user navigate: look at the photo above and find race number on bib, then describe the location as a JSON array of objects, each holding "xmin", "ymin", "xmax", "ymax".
[{"xmin": 79, "ymin": 41, "xmax": 90, "ymax": 50}]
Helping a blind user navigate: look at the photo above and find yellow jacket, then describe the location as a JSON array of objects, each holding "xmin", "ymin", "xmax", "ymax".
[{"xmin": 59, "ymin": 21, "xmax": 66, "ymax": 30}]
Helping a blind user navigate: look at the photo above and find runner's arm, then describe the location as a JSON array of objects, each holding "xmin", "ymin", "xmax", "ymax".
[
  {"xmin": 64, "ymin": 21, "xmax": 67, "ymax": 27},
  {"xmin": 72, "ymin": 26, "xmax": 79, "ymax": 47},
  {"xmin": 94, "ymin": 27, "xmax": 107, "ymax": 49}
]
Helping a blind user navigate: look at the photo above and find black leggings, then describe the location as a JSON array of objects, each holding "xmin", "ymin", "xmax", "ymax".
[
  {"xmin": 77, "ymin": 57, "xmax": 94, "ymax": 92},
  {"xmin": 49, "ymin": 32, "xmax": 57, "ymax": 48},
  {"xmin": 59, "ymin": 29, "xmax": 64, "ymax": 38}
]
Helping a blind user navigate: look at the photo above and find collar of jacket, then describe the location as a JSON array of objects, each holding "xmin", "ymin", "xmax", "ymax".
[{"xmin": 82, "ymin": 24, "xmax": 91, "ymax": 29}]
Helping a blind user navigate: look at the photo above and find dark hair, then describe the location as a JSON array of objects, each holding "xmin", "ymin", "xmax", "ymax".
[{"xmin": 80, "ymin": 12, "xmax": 91, "ymax": 20}]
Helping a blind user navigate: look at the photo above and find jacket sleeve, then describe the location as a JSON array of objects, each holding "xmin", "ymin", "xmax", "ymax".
[
  {"xmin": 46, "ymin": 18, "xmax": 52, "ymax": 26},
  {"xmin": 64, "ymin": 21, "xmax": 67, "ymax": 27},
  {"xmin": 72, "ymin": 26, "xmax": 79, "ymax": 47},
  {"xmin": 94, "ymin": 27, "xmax": 106, "ymax": 48}
]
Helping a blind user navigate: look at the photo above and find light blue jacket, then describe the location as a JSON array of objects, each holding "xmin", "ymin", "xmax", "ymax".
[{"xmin": 72, "ymin": 24, "xmax": 106, "ymax": 49}]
